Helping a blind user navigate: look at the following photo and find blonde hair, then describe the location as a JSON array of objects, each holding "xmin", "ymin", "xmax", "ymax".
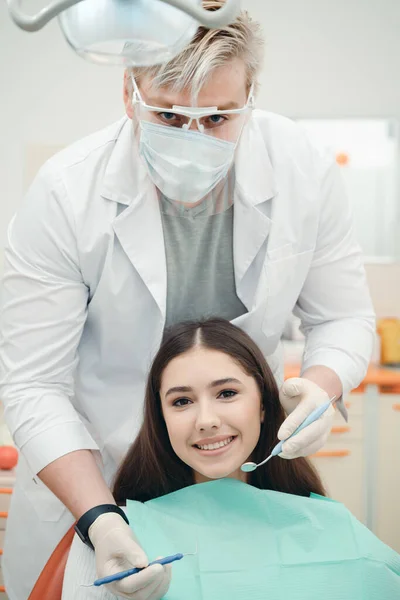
[{"xmin": 128, "ymin": 0, "xmax": 264, "ymax": 97}]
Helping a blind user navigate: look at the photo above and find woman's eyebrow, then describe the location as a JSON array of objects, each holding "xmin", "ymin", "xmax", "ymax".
[
  {"xmin": 208, "ymin": 377, "xmax": 242, "ymax": 388},
  {"xmin": 165, "ymin": 385, "xmax": 192, "ymax": 398},
  {"xmin": 165, "ymin": 378, "xmax": 242, "ymax": 398}
]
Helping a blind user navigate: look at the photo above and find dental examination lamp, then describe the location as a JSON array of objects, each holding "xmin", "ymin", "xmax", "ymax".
[{"xmin": 6, "ymin": 0, "xmax": 241, "ymax": 66}]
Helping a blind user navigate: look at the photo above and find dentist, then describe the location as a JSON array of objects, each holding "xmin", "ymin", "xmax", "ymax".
[{"xmin": 0, "ymin": 1, "xmax": 375, "ymax": 599}]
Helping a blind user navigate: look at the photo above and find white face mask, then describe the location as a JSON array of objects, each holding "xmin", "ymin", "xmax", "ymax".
[{"xmin": 139, "ymin": 121, "xmax": 237, "ymax": 203}]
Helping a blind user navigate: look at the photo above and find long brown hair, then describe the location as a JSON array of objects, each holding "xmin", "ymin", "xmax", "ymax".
[{"xmin": 113, "ymin": 318, "xmax": 325, "ymax": 503}]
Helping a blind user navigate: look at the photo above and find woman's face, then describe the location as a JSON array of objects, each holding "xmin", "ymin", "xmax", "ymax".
[{"xmin": 159, "ymin": 346, "xmax": 264, "ymax": 483}]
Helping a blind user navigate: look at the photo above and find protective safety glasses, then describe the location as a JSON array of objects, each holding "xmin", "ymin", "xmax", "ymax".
[{"xmin": 131, "ymin": 75, "xmax": 255, "ymax": 142}]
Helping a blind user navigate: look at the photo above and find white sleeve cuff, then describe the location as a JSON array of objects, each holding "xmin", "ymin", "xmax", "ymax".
[
  {"xmin": 301, "ymin": 349, "xmax": 369, "ymax": 396},
  {"xmin": 20, "ymin": 421, "xmax": 99, "ymax": 475}
]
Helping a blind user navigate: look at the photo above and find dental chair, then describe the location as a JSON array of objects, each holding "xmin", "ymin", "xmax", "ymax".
[{"xmin": 28, "ymin": 524, "xmax": 75, "ymax": 600}]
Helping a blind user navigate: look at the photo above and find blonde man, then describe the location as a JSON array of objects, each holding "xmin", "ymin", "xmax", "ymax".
[{"xmin": 0, "ymin": 2, "xmax": 374, "ymax": 599}]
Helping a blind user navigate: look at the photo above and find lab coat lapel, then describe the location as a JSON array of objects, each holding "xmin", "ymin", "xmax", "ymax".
[
  {"xmin": 233, "ymin": 115, "xmax": 277, "ymax": 310},
  {"xmin": 101, "ymin": 119, "xmax": 167, "ymax": 318}
]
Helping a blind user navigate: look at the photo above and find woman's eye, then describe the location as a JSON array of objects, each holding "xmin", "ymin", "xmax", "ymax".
[
  {"xmin": 218, "ymin": 390, "xmax": 237, "ymax": 399},
  {"xmin": 172, "ymin": 397, "xmax": 191, "ymax": 407}
]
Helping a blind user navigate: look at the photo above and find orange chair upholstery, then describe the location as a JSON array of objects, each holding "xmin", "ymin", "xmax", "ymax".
[
  {"xmin": 28, "ymin": 524, "xmax": 76, "ymax": 600},
  {"xmin": 0, "ymin": 487, "xmax": 13, "ymax": 594}
]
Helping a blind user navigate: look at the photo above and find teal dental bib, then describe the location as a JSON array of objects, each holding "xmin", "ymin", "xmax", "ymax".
[{"xmin": 126, "ymin": 478, "xmax": 400, "ymax": 599}]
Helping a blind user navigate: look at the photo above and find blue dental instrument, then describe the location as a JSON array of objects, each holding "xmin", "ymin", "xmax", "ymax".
[
  {"xmin": 88, "ymin": 546, "xmax": 197, "ymax": 587},
  {"xmin": 241, "ymin": 395, "xmax": 338, "ymax": 473}
]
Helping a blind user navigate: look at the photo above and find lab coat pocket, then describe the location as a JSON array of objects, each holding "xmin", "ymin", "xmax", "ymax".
[
  {"xmin": 262, "ymin": 248, "xmax": 314, "ymax": 337},
  {"xmin": 19, "ymin": 455, "xmax": 66, "ymax": 522}
]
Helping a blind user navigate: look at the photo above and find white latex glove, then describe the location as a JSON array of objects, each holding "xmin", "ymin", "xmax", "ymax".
[
  {"xmin": 88, "ymin": 512, "xmax": 171, "ymax": 600},
  {"xmin": 277, "ymin": 377, "xmax": 334, "ymax": 459}
]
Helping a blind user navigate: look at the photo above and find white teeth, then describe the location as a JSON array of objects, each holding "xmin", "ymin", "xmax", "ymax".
[{"xmin": 197, "ymin": 436, "xmax": 234, "ymax": 451}]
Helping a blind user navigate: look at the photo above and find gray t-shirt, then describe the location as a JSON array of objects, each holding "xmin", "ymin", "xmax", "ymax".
[{"xmin": 159, "ymin": 186, "xmax": 247, "ymax": 329}]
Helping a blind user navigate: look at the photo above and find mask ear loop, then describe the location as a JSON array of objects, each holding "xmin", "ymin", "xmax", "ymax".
[
  {"xmin": 234, "ymin": 82, "xmax": 255, "ymax": 142},
  {"xmin": 131, "ymin": 74, "xmax": 144, "ymax": 107},
  {"xmin": 233, "ymin": 86, "xmax": 255, "ymax": 148},
  {"xmin": 130, "ymin": 75, "xmax": 146, "ymax": 137},
  {"xmin": 247, "ymin": 82, "xmax": 256, "ymax": 109}
]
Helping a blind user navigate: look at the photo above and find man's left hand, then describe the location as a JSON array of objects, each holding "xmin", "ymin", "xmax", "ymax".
[{"xmin": 277, "ymin": 378, "xmax": 335, "ymax": 459}]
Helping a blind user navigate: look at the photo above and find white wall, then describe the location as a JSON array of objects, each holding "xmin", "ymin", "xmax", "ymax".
[
  {"xmin": 249, "ymin": 0, "xmax": 400, "ymax": 119},
  {"xmin": 1, "ymin": 0, "xmax": 400, "ymax": 262},
  {"xmin": 365, "ymin": 262, "xmax": 400, "ymax": 319},
  {"xmin": 0, "ymin": 1, "xmax": 123, "ymax": 246}
]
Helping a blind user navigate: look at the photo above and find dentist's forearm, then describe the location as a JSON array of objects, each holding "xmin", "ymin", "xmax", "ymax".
[
  {"xmin": 37, "ymin": 450, "xmax": 116, "ymax": 520},
  {"xmin": 301, "ymin": 365, "xmax": 343, "ymax": 400}
]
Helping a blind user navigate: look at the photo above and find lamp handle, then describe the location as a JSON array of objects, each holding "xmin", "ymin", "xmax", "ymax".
[
  {"xmin": 6, "ymin": 0, "xmax": 84, "ymax": 32},
  {"xmin": 162, "ymin": 0, "xmax": 241, "ymax": 28},
  {"xmin": 7, "ymin": 0, "xmax": 241, "ymax": 32}
]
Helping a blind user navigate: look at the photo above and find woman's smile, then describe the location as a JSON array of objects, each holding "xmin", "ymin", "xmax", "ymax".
[{"xmin": 193, "ymin": 435, "xmax": 238, "ymax": 455}]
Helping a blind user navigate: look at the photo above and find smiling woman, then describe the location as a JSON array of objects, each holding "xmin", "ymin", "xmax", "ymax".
[
  {"xmin": 112, "ymin": 318, "xmax": 325, "ymax": 503},
  {"xmin": 62, "ymin": 318, "xmax": 400, "ymax": 600},
  {"xmin": 159, "ymin": 347, "xmax": 266, "ymax": 484}
]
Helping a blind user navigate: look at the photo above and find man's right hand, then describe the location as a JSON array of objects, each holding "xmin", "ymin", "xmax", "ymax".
[{"xmin": 88, "ymin": 512, "xmax": 171, "ymax": 600}]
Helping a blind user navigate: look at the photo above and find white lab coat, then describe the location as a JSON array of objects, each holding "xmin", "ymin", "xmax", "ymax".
[{"xmin": 0, "ymin": 111, "xmax": 375, "ymax": 599}]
